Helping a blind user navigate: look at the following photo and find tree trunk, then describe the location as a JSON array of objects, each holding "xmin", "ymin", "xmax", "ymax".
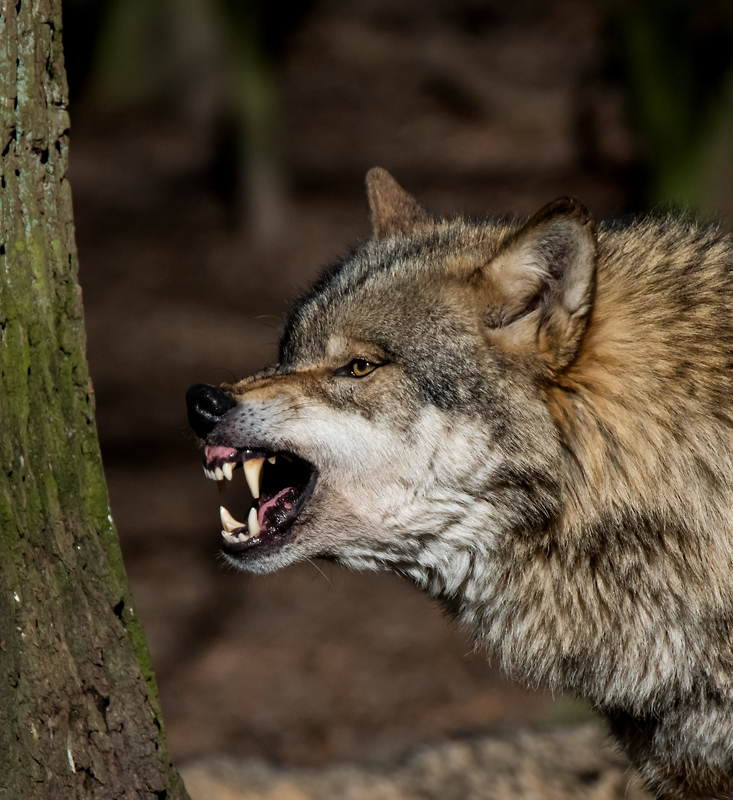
[{"xmin": 0, "ymin": 2, "xmax": 190, "ymax": 798}]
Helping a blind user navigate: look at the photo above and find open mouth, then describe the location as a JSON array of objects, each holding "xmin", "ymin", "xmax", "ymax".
[{"xmin": 203, "ymin": 445, "xmax": 317, "ymax": 555}]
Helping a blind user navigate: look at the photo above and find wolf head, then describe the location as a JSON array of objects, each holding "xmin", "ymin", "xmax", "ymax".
[
  {"xmin": 187, "ymin": 168, "xmax": 597, "ymax": 592},
  {"xmin": 188, "ymin": 173, "xmax": 733, "ymax": 799}
]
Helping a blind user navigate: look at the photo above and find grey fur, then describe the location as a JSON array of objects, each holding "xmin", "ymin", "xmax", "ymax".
[{"xmin": 194, "ymin": 169, "xmax": 733, "ymax": 799}]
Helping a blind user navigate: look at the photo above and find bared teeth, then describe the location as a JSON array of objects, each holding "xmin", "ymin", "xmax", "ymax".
[
  {"xmin": 220, "ymin": 505, "xmax": 245, "ymax": 533},
  {"xmin": 267, "ymin": 455, "xmax": 277, "ymax": 464},
  {"xmin": 248, "ymin": 506, "xmax": 261, "ymax": 536},
  {"xmin": 220, "ymin": 504, "xmax": 261, "ymax": 542},
  {"xmin": 243, "ymin": 458, "xmax": 264, "ymax": 498},
  {"xmin": 204, "ymin": 461, "xmax": 236, "ymax": 482}
]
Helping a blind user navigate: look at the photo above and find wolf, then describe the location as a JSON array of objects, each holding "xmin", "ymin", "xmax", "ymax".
[{"xmin": 186, "ymin": 168, "xmax": 733, "ymax": 800}]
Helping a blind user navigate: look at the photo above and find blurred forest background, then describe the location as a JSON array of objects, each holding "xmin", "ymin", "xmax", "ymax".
[{"xmin": 62, "ymin": 0, "xmax": 733, "ymax": 773}]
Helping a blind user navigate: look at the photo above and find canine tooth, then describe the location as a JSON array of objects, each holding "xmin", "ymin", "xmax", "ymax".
[
  {"xmin": 220, "ymin": 506, "xmax": 245, "ymax": 534},
  {"xmin": 267, "ymin": 455, "xmax": 277, "ymax": 464},
  {"xmin": 222, "ymin": 462, "xmax": 234, "ymax": 481},
  {"xmin": 243, "ymin": 458, "xmax": 264, "ymax": 498},
  {"xmin": 248, "ymin": 506, "xmax": 261, "ymax": 536}
]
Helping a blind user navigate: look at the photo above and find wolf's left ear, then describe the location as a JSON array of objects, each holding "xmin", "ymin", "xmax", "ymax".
[
  {"xmin": 481, "ymin": 198, "xmax": 597, "ymax": 372},
  {"xmin": 366, "ymin": 167, "xmax": 432, "ymax": 238}
]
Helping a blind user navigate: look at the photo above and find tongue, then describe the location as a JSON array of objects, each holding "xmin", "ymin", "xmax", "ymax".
[
  {"xmin": 258, "ymin": 487, "xmax": 292, "ymax": 523},
  {"xmin": 257, "ymin": 486, "xmax": 302, "ymax": 530}
]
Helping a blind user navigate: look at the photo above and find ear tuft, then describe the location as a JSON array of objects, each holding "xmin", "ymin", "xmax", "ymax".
[
  {"xmin": 365, "ymin": 168, "xmax": 432, "ymax": 238},
  {"xmin": 483, "ymin": 197, "xmax": 597, "ymax": 371}
]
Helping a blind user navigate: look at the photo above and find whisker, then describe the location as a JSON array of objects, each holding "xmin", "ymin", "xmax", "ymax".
[
  {"xmin": 250, "ymin": 316, "xmax": 282, "ymax": 332},
  {"xmin": 306, "ymin": 557, "xmax": 333, "ymax": 587}
]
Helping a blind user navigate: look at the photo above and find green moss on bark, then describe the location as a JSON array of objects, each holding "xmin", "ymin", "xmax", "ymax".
[{"xmin": 0, "ymin": 2, "xmax": 190, "ymax": 798}]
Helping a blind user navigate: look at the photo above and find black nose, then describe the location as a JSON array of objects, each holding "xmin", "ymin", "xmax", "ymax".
[{"xmin": 186, "ymin": 384, "xmax": 237, "ymax": 439}]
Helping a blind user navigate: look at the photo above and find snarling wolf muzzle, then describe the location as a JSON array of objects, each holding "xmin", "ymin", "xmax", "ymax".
[
  {"xmin": 187, "ymin": 168, "xmax": 733, "ymax": 800},
  {"xmin": 186, "ymin": 383, "xmax": 317, "ymax": 558}
]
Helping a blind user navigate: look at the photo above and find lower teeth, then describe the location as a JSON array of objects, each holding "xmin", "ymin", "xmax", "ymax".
[
  {"xmin": 220, "ymin": 504, "xmax": 261, "ymax": 542},
  {"xmin": 248, "ymin": 506, "xmax": 261, "ymax": 536}
]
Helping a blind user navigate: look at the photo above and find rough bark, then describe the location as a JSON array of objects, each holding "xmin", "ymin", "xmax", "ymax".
[{"xmin": 0, "ymin": 2, "xmax": 190, "ymax": 798}]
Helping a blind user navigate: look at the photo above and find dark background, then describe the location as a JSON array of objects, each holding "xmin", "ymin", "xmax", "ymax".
[{"xmin": 63, "ymin": 0, "xmax": 733, "ymax": 769}]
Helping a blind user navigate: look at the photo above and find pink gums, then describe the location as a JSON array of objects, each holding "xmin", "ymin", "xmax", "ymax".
[{"xmin": 204, "ymin": 445, "xmax": 238, "ymax": 463}]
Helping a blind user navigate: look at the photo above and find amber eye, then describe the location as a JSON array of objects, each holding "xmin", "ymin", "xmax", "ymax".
[
  {"xmin": 349, "ymin": 359, "xmax": 376, "ymax": 377},
  {"xmin": 349, "ymin": 358, "xmax": 377, "ymax": 378},
  {"xmin": 334, "ymin": 358, "xmax": 382, "ymax": 378}
]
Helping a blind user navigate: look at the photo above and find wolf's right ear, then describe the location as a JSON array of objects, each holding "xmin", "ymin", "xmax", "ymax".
[
  {"xmin": 366, "ymin": 167, "xmax": 432, "ymax": 238},
  {"xmin": 480, "ymin": 198, "xmax": 597, "ymax": 372}
]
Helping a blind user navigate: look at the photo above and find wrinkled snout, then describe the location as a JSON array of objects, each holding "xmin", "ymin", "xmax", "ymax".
[{"xmin": 186, "ymin": 383, "xmax": 237, "ymax": 439}]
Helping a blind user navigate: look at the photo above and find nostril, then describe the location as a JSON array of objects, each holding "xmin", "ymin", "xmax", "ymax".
[{"xmin": 186, "ymin": 383, "xmax": 237, "ymax": 439}]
